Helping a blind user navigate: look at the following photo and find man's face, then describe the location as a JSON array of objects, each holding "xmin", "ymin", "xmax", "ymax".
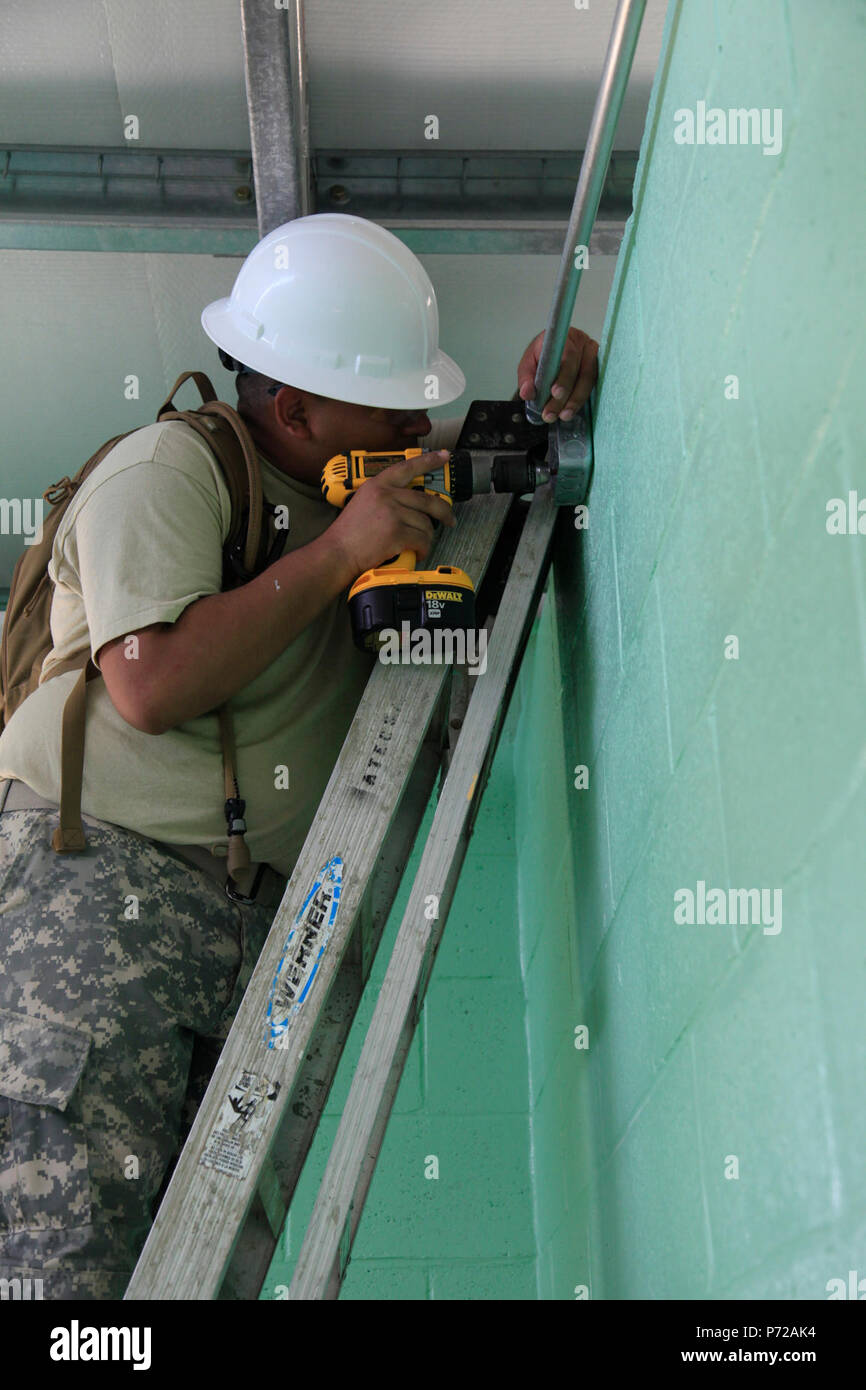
[
  {"xmin": 307, "ymin": 396, "xmax": 433, "ymax": 463},
  {"xmin": 243, "ymin": 385, "xmax": 433, "ymax": 487}
]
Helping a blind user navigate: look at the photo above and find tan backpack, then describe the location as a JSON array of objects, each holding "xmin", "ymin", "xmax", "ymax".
[{"xmin": 0, "ymin": 371, "xmax": 284, "ymax": 886}]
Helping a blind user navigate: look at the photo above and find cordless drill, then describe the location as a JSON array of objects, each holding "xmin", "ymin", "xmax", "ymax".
[
  {"xmin": 322, "ymin": 398, "xmax": 588, "ymax": 652},
  {"xmin": 321, "ymin": 446, "xmax": 476, "ymax": 652}
]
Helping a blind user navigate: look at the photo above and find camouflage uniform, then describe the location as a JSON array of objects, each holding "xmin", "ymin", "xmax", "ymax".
[{"xmin": 0, "ymin": 801, "xmax": 282, "ymax": 1300}]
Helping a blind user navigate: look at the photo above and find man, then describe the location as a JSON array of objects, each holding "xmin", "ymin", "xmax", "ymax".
[{"xmin": 0, "ymin": 213, "xmax": 597, "ymax": 1299}]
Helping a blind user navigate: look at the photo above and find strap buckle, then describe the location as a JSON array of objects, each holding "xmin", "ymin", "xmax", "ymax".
[{"xmin": 224, "ymin": 863, "xmax": 266, "ymax": 907}]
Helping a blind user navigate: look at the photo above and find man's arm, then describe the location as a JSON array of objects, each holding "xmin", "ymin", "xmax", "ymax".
[
  {"xmin": 97, "ymin": 528, "xmax": 356, "ymax": 735},
  {"xmin": 96, "ymin": 449, "xmax": 455, "ymax": 736}
]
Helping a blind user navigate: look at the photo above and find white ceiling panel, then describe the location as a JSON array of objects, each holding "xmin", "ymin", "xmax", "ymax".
[{"xmin": 0, "ymin": 0, "xmax": 667, "ymax": 150}]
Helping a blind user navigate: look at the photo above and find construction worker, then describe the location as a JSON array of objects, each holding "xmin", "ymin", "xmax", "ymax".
[{"xmin": 0, "ymin": 213, "xmax": 598, "ymax": 1299}]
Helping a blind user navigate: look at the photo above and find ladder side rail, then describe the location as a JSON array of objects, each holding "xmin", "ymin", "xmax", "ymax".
[
  {"xmin": 290, "ymin": 486, "xmax": 559, "ymax": 1298},
  {"xmin": 219, "ymin": 701, "xmax": 447, "ymax": 1298}
]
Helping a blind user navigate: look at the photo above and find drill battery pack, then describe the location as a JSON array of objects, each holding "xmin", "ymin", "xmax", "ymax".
[{"xmin": 348, "ymin": 565, "xmax": 476, "ymax": 653}]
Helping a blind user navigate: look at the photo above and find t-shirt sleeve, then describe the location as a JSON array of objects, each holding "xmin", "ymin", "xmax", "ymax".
[{"xmin": 51, "ymin": 423, "xmax": 233, "ymax": 666}]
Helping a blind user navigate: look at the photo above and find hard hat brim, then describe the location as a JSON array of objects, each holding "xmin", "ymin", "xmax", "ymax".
[{"xmin": 201, "ymin": 299, "xmax": 466, "ymax": 410}]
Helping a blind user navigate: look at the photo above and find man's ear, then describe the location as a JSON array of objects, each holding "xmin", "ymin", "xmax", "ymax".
[{"xmin": 273, "ymin": 385, "xmax": 314, "ymax": 441}]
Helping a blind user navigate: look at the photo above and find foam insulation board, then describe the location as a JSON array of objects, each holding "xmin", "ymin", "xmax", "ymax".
[{"xmin": 0, "ymin": 0, "xmax": 666, "ymax": 150}]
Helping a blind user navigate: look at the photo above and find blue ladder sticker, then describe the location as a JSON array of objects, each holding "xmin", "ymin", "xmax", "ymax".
[{"xmin": 265, "ymin": 856, "xmax": 343, "ymax": 1050}]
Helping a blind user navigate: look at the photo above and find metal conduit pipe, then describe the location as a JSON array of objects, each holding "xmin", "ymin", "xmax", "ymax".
[{"xmin": 526, "ymin": 0, "xmax": 647, "ymax": 424}]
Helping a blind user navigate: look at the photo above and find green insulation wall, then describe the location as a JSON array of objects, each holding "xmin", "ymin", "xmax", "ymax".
[{"xmin": 529, "ymin": 0, "xmax": 866, "ymax": 1299}]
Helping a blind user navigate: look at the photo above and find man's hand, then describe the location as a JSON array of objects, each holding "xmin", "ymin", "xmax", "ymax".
[
  {"xmin": 326, "ymin": 450, "xmax": 456, "ymax": 580},
  {"xmin": 516, "ymin": 326, "xmax": 599, "ymax": 423}
]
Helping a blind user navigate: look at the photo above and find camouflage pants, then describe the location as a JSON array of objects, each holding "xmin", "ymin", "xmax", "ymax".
[{"xmin": 0, "ymin": 806, "xmax": 280, "ymax": 1301}]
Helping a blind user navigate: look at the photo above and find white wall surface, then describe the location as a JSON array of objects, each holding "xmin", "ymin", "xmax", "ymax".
[{"xmin": 0, "ymin": 247, "xmax": 617, "ymax": 583}]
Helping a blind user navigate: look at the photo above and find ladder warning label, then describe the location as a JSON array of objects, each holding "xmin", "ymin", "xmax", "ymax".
[
  {"xmin": 265, "ymin": 856, "xmax": 343, "ymax": 1050},
  {"xmin": 200, "ymin": 1070, "xmax": 281, "ymax": 1180}
]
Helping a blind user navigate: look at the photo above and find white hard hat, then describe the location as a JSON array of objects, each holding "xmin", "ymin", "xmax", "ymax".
[{"xmin": 201, "ymin": 212, "xmax": 465, "ymax": 410}]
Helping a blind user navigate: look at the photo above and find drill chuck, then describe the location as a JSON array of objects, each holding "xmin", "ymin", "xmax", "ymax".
[
  {"xmin": 491, "ymin": 456, "xmax": 541, "ymax": 495},
  {"xmin": 450, "ymin": 448, "xmax": 549, "ymax": 499}
]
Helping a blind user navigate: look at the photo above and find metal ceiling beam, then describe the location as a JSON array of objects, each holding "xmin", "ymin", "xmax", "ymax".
[
  {"xmin": 240, "ymin": 0, "xmax": 311, "ymax": 235},
  {"xmin": 0, "ymin": 147, "xmax": 635, "ymax": 255}
]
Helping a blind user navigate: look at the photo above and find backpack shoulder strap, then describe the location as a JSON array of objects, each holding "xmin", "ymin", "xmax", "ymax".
[
  {"xmin": 157, "ymin": 371, "xmax": 217, "ymax": 417},
  {"xmin": 197, "ymin": 400, "xmax": 264, "ymax": 576},
  {"xmin": 182, "ymin": 397, "xmax": 267, "ymax": 886},
  {"xmin": 157, "ymin": 400, "xmax": 264, "ymax": 578},
  {"xmin": 49, "ymin": 654, "xmax": 102, "ymax": 851}
]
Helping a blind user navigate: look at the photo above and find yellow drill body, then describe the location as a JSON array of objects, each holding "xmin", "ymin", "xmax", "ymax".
[{"xmin": 321, "ymin": 448, "xmax": 476, "ymax": 652}]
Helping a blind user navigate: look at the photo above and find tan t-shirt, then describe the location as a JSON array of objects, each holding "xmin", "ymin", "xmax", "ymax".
[{"xmin": 0, "ymin": 411, "xmax": 464, "ymax": 878}]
